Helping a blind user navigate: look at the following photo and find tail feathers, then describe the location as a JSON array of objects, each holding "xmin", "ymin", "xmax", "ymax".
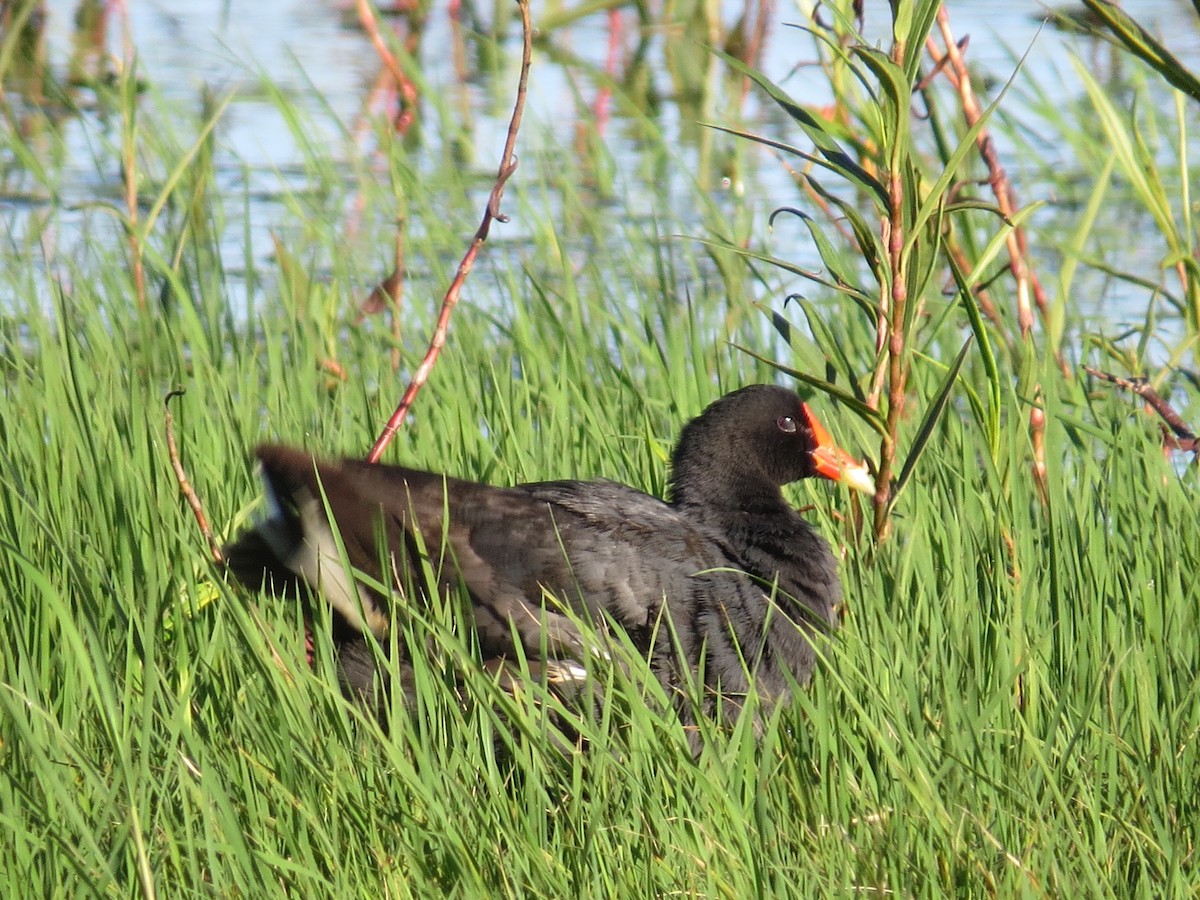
[
  {"xmin": 225, "ymin": 445, "xmax": 599, "ymax": 745},
  {"xmin": 224, "ymin": 445, "xmax": 391, "ymax": 639}
]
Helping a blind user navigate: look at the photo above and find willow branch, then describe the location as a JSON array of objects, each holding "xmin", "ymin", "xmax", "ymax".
[
  {"xmin": 927, "ymin": 8, "xmax": 1048, "ymax": 340},
  {"xmin": 366, "ymin": 0, "xmax": 532, "ymax": 464},
  {"xmin": 165, "ymin": 389, "xmax": 223, "ymax": 564},
  {"xmin": 1084, "ymin": 367, "xmax": 1198, "ymax": 453}
]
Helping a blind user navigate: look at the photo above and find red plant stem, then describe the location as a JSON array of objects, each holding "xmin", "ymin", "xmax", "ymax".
[
  {"xmin": 930, "ymin": 8, "xmax": 1056, "ymax": 501},
  {"xmin": 366, "ymin": 0, "xmax": 532, "ymax": 464},
  {"xmin": 1084, "ymin": 366, "xmax": 1198, "ymax": 448},
  {"xmin": 929, "ymin": 9, "xmax": 1048, "ymax": 339},
  {"xmin": 1029, "ymin": 395, "xmax": 1048, "ymax": 502},
  {"xmin": 592, "ymin": 8, "xmax": 621, "ymax": 134},
  {"xmin": 355, "ymin": 0, "xmax": 418, "ymax": 132},
  {"xmin": 738, "ymin": 0, "xmax": 773, "ymax": 105},
  {"xmin": 165, "ymin": 390, "xmax": 223, "ymax": 564}
]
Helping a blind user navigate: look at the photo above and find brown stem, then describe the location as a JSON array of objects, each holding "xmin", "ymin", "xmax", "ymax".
[
  {"xmin": 929, "ymin": 7, "xmax": 1056, "ymax": 502},
  {"xmin": 122, "ymin": 105, "xmax": 144, "ymax": 309},
  {"xmin": 355, "ymin": 0, "xmax": 419, "ymax": 133},
  {"xmin": 866, "ymin": 174, "xmax": 891, "ymax": 411},
  {"xmin": 1084, "ymin": 366, "xmax": 1198, "ymax": 453},
  {"xmin": 1029, "ymin": 392, "xmax": 1048, "ymax": 503},
  {"xmin": 873, "ymin": 165, "xmax": 907, "ymax": 539},
  {"xmin": 928, "ymin": 9, "xmax": 1048, "ymax": 340},
  {"xmin": 164, "ymin": 389, "xmax": 223, "ymax": 565},
  {"xmin": 871, "ymin": 32, "xmax": 913, "ymax": 540},
  {"xmin": 366, "ymin": 0, "xmax": 532, "ymax": 464},
  {"xmin": 737, "ymin": 0, "xmax": 774, "ymax": 106}
]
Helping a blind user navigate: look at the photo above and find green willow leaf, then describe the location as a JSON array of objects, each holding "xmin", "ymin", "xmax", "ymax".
[
  {"xmin": 689, "ymin": 238, "xmax": 878, "ymax": 315},
  {"xmin": 733, "ymin": 344, "xmax": 888, "ymax": 436},
  {"xmin": 889, "ymin": 337, "xmax": 973, "ymax": 510},
  {"xmin": 906, "ymin": 69, "xmax": 1021, "ymax": 256},
  {"xmin": 717, "ymin": 50, "xmax": 889, "ymax": 207},
  {"xmin": 969, "ymin": 201, "xmax": 1044, "ymax": 282},
  {"xmin": 1081, "ymin": 0, "xmax": 1200, "ymax": 103},
  {"xmin": 754, "ymin": 301, "xmax": 843, "ymax": 387},
  {"xmin": 943, "ymin": 199, "xmax": 1010, "ymax": 218},
  {"xmin": 774, "ymin": 299, "xmax": 869, "ymax": 404},
  {"xmin": 899, "ymin": 1, "xmax": 943, "ymax": 85},
  {"xmin": 803, "ymin": 175, "xmax": 887, "ymax": 284},
  {"xmin": 702, "ymin": 123, "xmax": 868, "ymax": 189},
  {"xmin": 852, "ymin": 47, "xmax": 910, "ymax": 160},
  {"xmin": 768, "ymin": 207, "xmax": 860, "ymax": 295},
  {"xmin": 946, "ymin": 252, "xmax": 1001, "ymax": 457}
]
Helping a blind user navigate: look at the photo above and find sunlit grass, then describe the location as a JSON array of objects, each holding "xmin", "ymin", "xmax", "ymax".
[{"xmin": 2, "ymin": 9, "xmax": 1199, "ymax": 897}]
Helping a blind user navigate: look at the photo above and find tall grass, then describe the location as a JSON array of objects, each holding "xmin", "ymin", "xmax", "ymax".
[{"xmin": 1, "ymin": 3, "xmax": 1198, "ymax": 896}]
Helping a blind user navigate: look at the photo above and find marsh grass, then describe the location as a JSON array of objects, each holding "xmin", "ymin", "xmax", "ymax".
[{"xmin": 2, "ymin": 6, "xmax": 1199, "ymax": 897}]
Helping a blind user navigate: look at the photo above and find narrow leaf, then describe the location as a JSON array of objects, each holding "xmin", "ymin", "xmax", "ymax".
[
  {"xmin": 906, "ymin": 61, "xmax": 1024, "ymax": 254},
  {"xmin": 1081, "ymin": 0, "xmax": 1200, "ymax": 103},
  {"xmin": 688, "ymin": 237, "xmax": 878, "ymax": 314},
  {"xmin": 804, "ymin": 174, "xmax": 888, "ymax": 279},
  {"xmin": 900, "ymin": 1, "xmax": 944, "ymax": 85},
  {"xmin": 769, "ymin": 207, "xmax": 859, "ymax": 295},
  {"xmin": 717, "ymin": 50, "xmax": 889, "ymax": 207},
  {"xmin": 946, "ymin": 252, "xmax": 1001, "ymax": 457},
  {"xmin": 889, "ymin": 337, "xmax": 973, "ymax": 509},
  {"xmin": 733, "ymin": 344, "xmax": 888, "ymax": 436}
]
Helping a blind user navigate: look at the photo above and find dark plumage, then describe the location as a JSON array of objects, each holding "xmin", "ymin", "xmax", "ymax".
[{"xmin": 224, "ymin": 385, "xmax": 872, "ymax": 731}]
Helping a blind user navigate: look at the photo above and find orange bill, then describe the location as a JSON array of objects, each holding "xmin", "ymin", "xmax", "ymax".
[{"xmin": 801, "ymin": 403, "xmax": 875, "ymax": 494}]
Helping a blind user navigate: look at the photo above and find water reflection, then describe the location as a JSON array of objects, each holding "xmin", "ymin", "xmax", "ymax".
[{"xmin": 1, "ymin": 1, "xmax": 1198, "ymax": 323}]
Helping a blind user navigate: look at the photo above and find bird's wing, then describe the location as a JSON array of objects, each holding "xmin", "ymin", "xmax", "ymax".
[{"xmin": 231, "ymin": 448, "xmax": 736, "ymax": 665}]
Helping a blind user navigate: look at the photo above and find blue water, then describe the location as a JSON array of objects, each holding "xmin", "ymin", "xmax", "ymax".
[{"xmin": 6, "ymin": 1, "xmax": 1200, "ymax": 335}]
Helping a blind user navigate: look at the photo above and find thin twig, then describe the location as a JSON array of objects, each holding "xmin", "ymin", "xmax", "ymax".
[
  {"xmin": 164, "ymin": 389, "xmax": 223, "ymax": 564},
  {"xmin": 1084, "ymin": 366, "xmax": 1198, "ymax": 453},
  {"xmin": 366, "ymin": 0, "xmax": 532, "ymax": 464}
]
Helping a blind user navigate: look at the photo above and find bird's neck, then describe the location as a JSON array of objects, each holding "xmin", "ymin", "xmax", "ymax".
[{"xmin": 669, "ymin": 467, "xmax": 791, "ymax": 519}]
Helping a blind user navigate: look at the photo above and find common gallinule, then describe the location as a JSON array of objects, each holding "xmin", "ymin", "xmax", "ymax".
[{"xmin": 225, "ymin": 385, "xmax": 872, "ymax": 728}]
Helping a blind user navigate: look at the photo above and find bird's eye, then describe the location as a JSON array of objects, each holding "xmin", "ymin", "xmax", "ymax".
[{"xmin": 777, "ymin": 416, "xmax": 797, "ymax": 434}]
